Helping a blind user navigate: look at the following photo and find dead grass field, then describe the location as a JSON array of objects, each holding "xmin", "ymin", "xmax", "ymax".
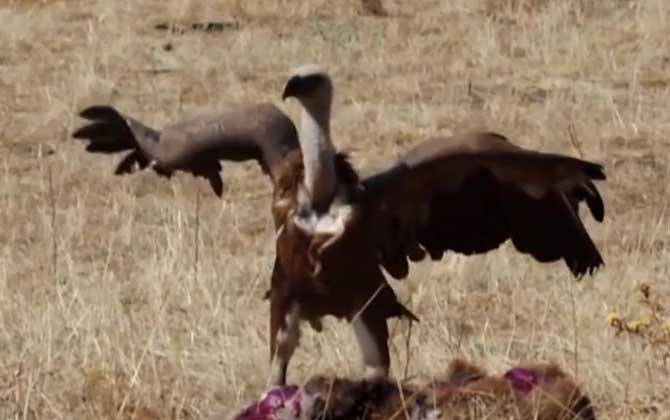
[{"xmin": 1, "ymin": 0, "xmax": 670, "ymax": 418}]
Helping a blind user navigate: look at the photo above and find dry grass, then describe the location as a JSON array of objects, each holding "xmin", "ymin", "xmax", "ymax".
[{"xmin": 1, "ymin": 0, "xmax": 670, "ymax": 418}]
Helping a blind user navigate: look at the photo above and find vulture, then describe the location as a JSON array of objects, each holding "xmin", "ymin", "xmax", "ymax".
[{"xmin": 72, "ymin": 64, "xmax": 606, "ymax": 386}]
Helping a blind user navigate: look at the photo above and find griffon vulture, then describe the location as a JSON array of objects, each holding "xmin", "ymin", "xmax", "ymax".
[{"xmin": 72, "ymin": 64, "xmax": 606, "ymax": 386}]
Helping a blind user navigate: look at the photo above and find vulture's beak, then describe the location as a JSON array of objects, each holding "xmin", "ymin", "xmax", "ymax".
[{"xmin": 282, "ymin": 76, "xmax": 300, "ymax": 101}]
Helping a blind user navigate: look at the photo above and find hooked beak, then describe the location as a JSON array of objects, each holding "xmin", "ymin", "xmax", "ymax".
[{"xmin": 282, "ymin": 76, "xmax": 300, "ymax": 101}]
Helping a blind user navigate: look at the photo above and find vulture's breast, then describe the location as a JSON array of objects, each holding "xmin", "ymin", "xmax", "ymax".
[{"xmin": 270, "ymin": 152, "xmax": 382, "ymax": 318}]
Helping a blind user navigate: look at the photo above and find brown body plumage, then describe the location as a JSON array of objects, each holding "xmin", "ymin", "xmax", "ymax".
[{"xmin": 72, "ymin": 64, "xmax": 607, "ymax": 385}]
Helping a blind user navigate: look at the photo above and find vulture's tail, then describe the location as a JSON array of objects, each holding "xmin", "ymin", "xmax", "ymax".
[
  {"xmin": 391, "ymin": 300, "xmax": 420, "ymax": 323},
  {"xmin": 73, "ymin": 105, "xmax": 161, "ymax": 175}
]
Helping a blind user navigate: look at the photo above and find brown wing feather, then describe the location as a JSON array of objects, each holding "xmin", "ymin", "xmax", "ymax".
[
  {"xmin": 72, "ymin": 103, "xmax": 299, "ymax": 196},
  {"xmin": 361, "ymin": 131, "xmax": 606, "ymax": 279}
]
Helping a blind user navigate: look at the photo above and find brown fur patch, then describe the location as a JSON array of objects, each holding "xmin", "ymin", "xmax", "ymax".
[{"xmin": 301, "ymin": 359, "xmax": 595, "ymax": 420}]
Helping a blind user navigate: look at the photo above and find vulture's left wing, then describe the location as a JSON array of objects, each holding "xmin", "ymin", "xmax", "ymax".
[
  {"xmin": 72, "ymin": 103, "xmax": 300, "ymax": 196},
  {"xmin": 360, "ymin": 131, "xmax": 606, "ymax": 279}
]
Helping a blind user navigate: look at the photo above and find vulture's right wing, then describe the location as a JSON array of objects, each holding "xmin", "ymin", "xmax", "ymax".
[
  {"xmin": 360, "ymin": 131, "xmax": 606, "ymax": 279},
  {"xmin": 72, "ymin": 103, "xmax": 300, "ymax": 196}
]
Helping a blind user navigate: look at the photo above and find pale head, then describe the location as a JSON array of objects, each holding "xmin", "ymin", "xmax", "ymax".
[
  {"xmin": 281, "ymin": 64, "xmax": 333, "ymax": 109},
  {"xmin": 282, "ymin": 64, "xmax": 337, "ymax": 212}
]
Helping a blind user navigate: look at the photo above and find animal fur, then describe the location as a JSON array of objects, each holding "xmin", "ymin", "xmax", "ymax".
[{"xmin": 299, "ymin": 358, "xmax": 596, "ymax": 420}]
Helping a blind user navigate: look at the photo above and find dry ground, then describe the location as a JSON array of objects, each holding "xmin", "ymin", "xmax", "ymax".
[{"xmin": 2, "ymin": 0, "xmax": 670, "ymax": 419}]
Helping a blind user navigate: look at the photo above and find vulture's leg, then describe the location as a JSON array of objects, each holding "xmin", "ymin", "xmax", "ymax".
[
  {"xmin": 269, "ymin": 297, "xmax": 302, "ymax": 386},
  {"xmin": 352, "ymin": 308, "xmax": 390, "ymax": 380}
]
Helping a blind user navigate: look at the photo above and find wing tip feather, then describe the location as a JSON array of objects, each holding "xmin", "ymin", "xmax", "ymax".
[
  {"xmin": 79, "ymin": 105, "xmax": 120, "ymax": 121},
  {"xmin": 582, "ymin": 182, "xmax": 605, "ymax": 222},
  {"xmin": 72, "ymin": 126, "xmax": 91, "ymax": 140},
  {"xmin": 584, "ymin": 162, "xmax": 606, "ymax": 181},
  {"xmin": 571, "ymin": 255, "xmax": 604, "ymax": 279},
  {"xmin": 74, "ymin": 122, "xmax": 107, "ymax": 141}
]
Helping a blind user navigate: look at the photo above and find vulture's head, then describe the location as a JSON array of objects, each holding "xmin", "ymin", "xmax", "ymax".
[{"xmin": 282, "ymin": 64, "xmax": 333, "ymax": 108}]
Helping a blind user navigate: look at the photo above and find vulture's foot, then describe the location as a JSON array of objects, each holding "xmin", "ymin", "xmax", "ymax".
[
  {"xmin": 271, "ymin": 361, "xmax": 288, "ymax": 387},
  {"xmin": 271, "ymin": 303, "xmax": 302, "ymax": 386}
]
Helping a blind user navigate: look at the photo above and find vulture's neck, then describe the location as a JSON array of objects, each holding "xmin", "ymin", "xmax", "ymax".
[{"xmin": 299, "ymin": 105, "xmax": 337, "ymax": 212}]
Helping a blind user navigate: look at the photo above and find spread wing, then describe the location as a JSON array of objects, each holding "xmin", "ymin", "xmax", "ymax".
[
  {"xmin": 360, "ymin": 131, "xmax": 606, "ymax": 279},
  {"xmin": 72, "ymin": 103, "xmax": 300, "ymax": 196}
]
